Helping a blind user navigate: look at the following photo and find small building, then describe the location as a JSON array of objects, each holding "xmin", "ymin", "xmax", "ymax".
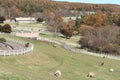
[
  {"xmin": 15, "ymin": 17, "xmax": 36, "ymax": 23},
  {"xmin": 62, "ymin": 16, "xmax": 81, "ymax": 22}
]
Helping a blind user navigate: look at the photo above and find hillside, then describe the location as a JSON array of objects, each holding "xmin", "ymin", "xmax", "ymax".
[{"xmin": 0, "ymin": 34, "xmax": 119, "ymax": 80}]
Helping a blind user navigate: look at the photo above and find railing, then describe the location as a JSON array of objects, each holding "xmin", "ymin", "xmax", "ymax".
[
  {"xmin": 0, "ymin": 38, "xmax": 34, "ymax": 56},
  {"xmin": 37, "ymin": 37, "xmax": 120, "ymax": 60}
]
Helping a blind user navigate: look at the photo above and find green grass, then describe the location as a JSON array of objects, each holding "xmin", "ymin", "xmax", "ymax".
[
  {"xmin": 39, "ymin": 33, "xmax": 80, "ymax": 46},
  {"xmin": 4, "ymin": 20, "xmax": 44, "ymax": 28},
  {"xmin": 0, "ymin": 34, "xmax": 120, "ymax": 80}
]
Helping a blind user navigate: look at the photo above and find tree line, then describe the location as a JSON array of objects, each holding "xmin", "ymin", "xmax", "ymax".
[{"xmin": 0, "ymin": 0, "xmax": 120, "ymax": 17}]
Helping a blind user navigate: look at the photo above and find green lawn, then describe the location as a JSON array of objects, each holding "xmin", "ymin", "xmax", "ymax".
[
  {"xmin": 0, "ymin": 34, "xmax": 119, "ymax": 80},
  {"xmin": 39, "ymin": 33, "xmax": 80, "ymax": 46},
  {"xmin": 4, "ymin": 20, "xmax": 44, "ymax": 28}
]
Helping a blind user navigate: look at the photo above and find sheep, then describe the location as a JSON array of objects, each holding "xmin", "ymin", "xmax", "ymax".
[
  {"xmin": 109, "ymin": 68, "xmax": 114, "ymax": 72},
  {"xmin": 53, "ymin": 44, "xmax": 56, "ymax": 48},
  {"xmin": 54, "ymin": 70, "xmax": 61, "ymax": 77},
  {"xmin": 102, "ymin": 56, "xmax": 106, "ymax": 59},
  {"xmin": 100, "ymin": 62, "xmax": 105, "ymax": 66},
  {"xmin": 25, "ymin": 42, "xmax": 29, "ymax": 47},
  {"xmin": 87, "ymin": 72, "xmax": 96, "ymax": 78}
]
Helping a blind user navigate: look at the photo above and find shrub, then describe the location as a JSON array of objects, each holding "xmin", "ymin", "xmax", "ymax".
[
  {"xmin": 37, "ymin": 17, "xmax": 44, "ymax": 23},
  {"xmin": 0, "ymin": 16, "xmax": 5, "ymax": 23},
  {"xmin": 79, "ymin": 26, "xmax": 120, "ymax": 55},
  {"xmin": 0, "ymin": 38, "xmax": 6, "ymax": 43},
  {"xmin": 2, "ymin": 24, "xmax": 12, "ymax": 33},
  {"xmin": 88, "ymin": 38, "xmax": 108, "ymax": 52},
  {"xmin": 0, "ymin": 25, "xmax": 2, "ymax": 31},
  {"xmin": 60, "ymin": 29, "xmax": 73, "ymax": 39},
  {"xmin": 78, "ymin": 37, "xmax": 89, "ymax": 48},
  {"xmin": 103, "ymin": 44, "xmax": 120, "ymax": 55}
]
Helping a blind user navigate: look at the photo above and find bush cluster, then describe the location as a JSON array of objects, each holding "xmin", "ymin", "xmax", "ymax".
[
  {"xmin": 79, "ymin": 25, "xmax": 120, "ymax": 55},
  {"xmin": 0, "ymin": 16, "xmax": 5, "ymax": 23},
  {"xmin": 0, "ymin": 38, "xmax": 6, "ymax": 43},
  {"xmin": 60, "ymin": 29, "xmax": 73, "ymax": 39},
  {"xmin": 37, "ymin": 18, "xmax": 44, "ymax": 23},
  {"xmin": 0, "ymin": 24, "xmax": 12, "ymax": 33}
]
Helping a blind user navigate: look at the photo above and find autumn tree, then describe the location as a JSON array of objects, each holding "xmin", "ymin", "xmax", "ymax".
[
  {"xmin": 82, "ymin": 11, "xmax": 106, "ymax": 27},
  {"xmin": 115, "ymin": 12, "xmax": 120, "ymax": 26},
  {"xmin": 10, "ymin": 5, "xmax": 22, "ymax": 17},
  {"xmin": 116, "ymin": 30, "xmax": 120, "ymax": 45},
  {"xmin": 53, "ymin": 13, "xmax": 63, "ymax": 37},
  {"xmin": 94, "ymin": 10, "xmax": 106, "ymax": 27},
  {"xmin": 43, "ymin": 10, "xmax": 63, "ymax": 37},
  {"xmin": 60, "ymin": 20, "xmax": 75, "ymax": 38},
  {"xmin": 79, "ymin": 25, "xmax": 120, "ymax": 55}
]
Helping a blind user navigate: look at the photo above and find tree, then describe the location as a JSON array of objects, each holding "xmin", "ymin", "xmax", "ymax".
[
  {"xmin": 79, "ymin": 26, "xmax": 120, "ymax": 55},
  {"xmin": 94, "ymin": 10, "xmax": 105, "ymax": 27},
  {"xmin": 0, "ymin": 25, "xmax": 2, "ymax": 31},
  {"xmin": 53, "ymin": 13, "xmax": 63, "ymax": 37},
  {"xmin": 43, "ymin": 11, "xmax": 63, "ymax": 37},
  {"xmin": 0, "ymin": 16, "xmax": 5, "ymax": 23},
  {"xmin": 75, "ymin": 17, "xmax": 83, "ymax": 28},
  {"xmin": 60, "ymin": 20, "xmax": 75, "ymax": 38},
  {"xmin": 82, "ymin": 11, "xmax": 106, "ymax": 27},
  {"xmin": 60, "ymin": 29, "xmax": 73, "ymax": 39},
  {"xmin": 116, "ymin": 30, "xmax": 120, "ymax": 45},
  {"xmin": 2, "ymin": 24, "xmax": 12, "ymax": 33},
  {"xmin": 10, "ymin": 5, "xmax": 22, "ymax": 17},
  {"xmin": 37, "ymin": 17, "xmax": 44, "ymax": 23}
]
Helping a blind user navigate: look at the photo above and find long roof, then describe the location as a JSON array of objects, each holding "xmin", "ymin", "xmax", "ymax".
[{"xmin": 15, "ymin": 17, "xmax": 35, "ymax": 21}]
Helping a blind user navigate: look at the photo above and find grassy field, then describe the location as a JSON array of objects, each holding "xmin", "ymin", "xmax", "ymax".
[
  {"xmin": 39, "ymin": 33, "xmax": 80, "ymax": 46},
  {"xmin": 4, "ymin": 20, "xmax": 44, "ymax": 27},
  {"xmin": 0, "ymin": 34, "xmax": 120, "ymax": 80}
]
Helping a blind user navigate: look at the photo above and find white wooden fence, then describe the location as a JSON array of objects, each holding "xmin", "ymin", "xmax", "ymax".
[
  {"xmin": 0, "ymin": 38, "xmax": 34, "ymax": 56},
  {"xmin": 37, "ymin": 37, "xmax": 120, "ymax": 60}
]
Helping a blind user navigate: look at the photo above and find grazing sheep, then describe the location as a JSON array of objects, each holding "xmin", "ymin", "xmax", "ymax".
[
  {"xmin": 109, "ymin": 68, "xmax": 114, "ymax": 72},
  {"xmin": 53, "ymin": 44, "xmax": 56, "ymax": 48},
  {"xmin": 102, "ymin": 56, "xmax": 106, "ymax": 59},
  {"xmin": 54, "ymin": 70, "xmax": 61, "ymax": 77},
  {"xmin": 25, "ymin": 42, "xmax": 29, "ymax": 47},
  {"xmin": 87, "ymin": 72, "xmax": 95, "ymax": 78},
  {"xmin": 101, "ymin": 62, "xmax": 105, "ymax": 66}
]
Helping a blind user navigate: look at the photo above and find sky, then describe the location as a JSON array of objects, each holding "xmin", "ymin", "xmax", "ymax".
[{"xmin": 53, "ymin": 0, "xmax": 120, "ymax": 5}]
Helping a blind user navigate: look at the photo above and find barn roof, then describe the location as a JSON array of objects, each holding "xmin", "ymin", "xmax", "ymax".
[{"xmin": 15, "ymin": 17, "xmax": 35, "ymax": 21}]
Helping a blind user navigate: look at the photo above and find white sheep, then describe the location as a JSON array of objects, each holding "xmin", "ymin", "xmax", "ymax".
[
  {"xmin": 109, "ymin": 68, "xmax": 114, "ymax": 72},
  {"xmin": 87, "ymin": 72, "xmax": 95, "ymax": 78},
  {"xmin": 54, "ymin": 70, "xmax": 61, "ymax": 77}
]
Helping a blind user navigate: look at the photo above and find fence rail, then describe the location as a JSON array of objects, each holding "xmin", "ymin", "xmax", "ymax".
[
  {"xmin": 0, "ymin": 38, "xmax": 34, "ymax": 56},
  {"xmin": 37, "ymin": 37, "xmax": 120, "ymax": 60}
]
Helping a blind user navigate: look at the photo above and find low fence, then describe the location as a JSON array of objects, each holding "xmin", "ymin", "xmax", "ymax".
[
  {"xmin": 0, "ymin": 38, "xmax": 34, "ymax": 56},
  {"xmin": 37, "ymin": 37, "xmax": 120, "ymax": 60}
]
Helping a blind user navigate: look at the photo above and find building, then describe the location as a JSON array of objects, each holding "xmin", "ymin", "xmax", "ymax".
[
  {"xmin": 15, "ymin": 17, "xmax": 36, "ymax": 23},
  {"xmin": 62, "ymin": 16, "xmax": 81, "ymax": 22}
]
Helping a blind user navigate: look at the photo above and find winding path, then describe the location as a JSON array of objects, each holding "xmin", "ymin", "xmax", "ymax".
[{"xmin": 37, "ymin": 37, "xmax": 120, "ymax": 60}]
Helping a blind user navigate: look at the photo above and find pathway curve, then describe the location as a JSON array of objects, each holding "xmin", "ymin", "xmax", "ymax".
[{"xmin": 37, "ymin": 37, "xmax": 120, "ymax": 60}]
